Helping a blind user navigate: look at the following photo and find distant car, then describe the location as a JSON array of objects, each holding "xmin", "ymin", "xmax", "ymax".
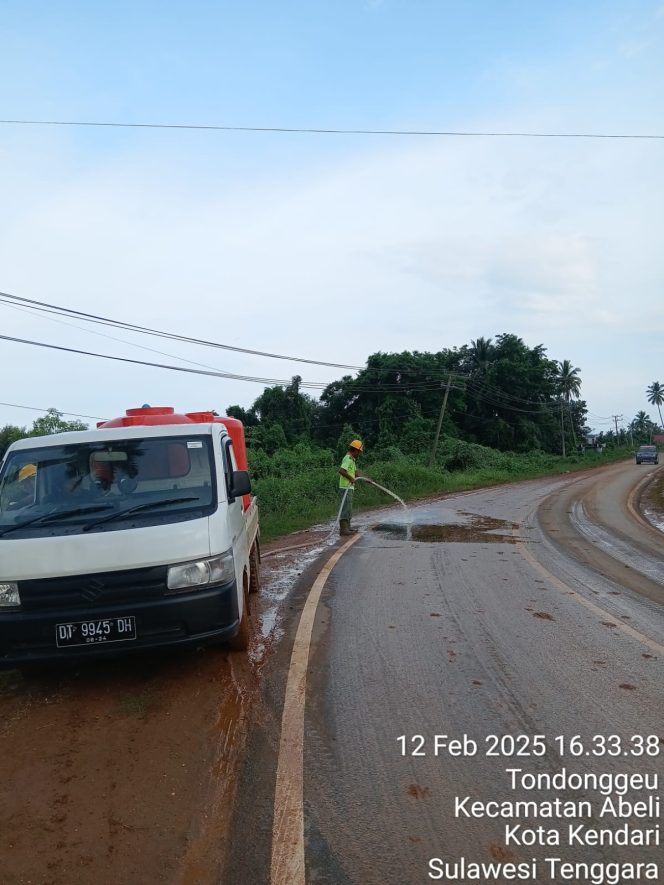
[{"xmin": 635, "ymin": 445, "xmax": 659, "ymax": 465}]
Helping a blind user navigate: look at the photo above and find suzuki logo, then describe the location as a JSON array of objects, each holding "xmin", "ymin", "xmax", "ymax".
[{"xmin": 81, "ymin": 577, "xmax": 105, "ymax": 602}]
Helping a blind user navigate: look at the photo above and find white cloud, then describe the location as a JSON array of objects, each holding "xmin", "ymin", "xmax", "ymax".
[{"xmin": 0, "ymin": 109, "xmax": 662, "ymax": 428}]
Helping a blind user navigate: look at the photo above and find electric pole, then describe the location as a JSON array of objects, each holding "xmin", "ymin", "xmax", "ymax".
[
  {"xmin": 560, "ymin": 401, "xmax": 566, "ymax": 458},
  {"xmin": 612, "ymin": 414, "xmax": 623, "ymax": 442},
  {"xmin": 428, "ymin": 376, "xmax": 453, "ymax": 468}
]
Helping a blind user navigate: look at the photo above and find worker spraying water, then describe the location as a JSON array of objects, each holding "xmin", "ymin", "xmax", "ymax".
[
  {"xmin": 337, "ymin": 439, "xmax": 365, "ymax": 536},
  {"xmin": 337, "ymin": 440, "xmax": 412, "ymax": 537}
]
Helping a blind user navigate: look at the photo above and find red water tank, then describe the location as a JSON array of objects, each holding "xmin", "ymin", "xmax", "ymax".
[
  {"xmin": 98, "ymin": 406, "xmax": 192, "ymax": 428},
  {"xmin": 97, "ymin": 407, "xmax": 251, "ymax": 509}
]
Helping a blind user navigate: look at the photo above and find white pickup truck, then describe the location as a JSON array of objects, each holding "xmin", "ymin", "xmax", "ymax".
[{"xmin": 0, "ymin": 407, "xmax": 260, "ymax": 665}]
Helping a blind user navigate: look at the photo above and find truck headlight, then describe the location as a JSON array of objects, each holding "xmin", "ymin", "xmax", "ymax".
[
  {"xmin": 166, "ymin": 551, "xmax": 235, "ymax": 593},
  {"xmin": 0, "ymin": 582, "xmax": 21, "ymax": 608}
]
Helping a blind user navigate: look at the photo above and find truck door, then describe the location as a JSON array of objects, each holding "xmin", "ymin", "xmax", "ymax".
[{"xmin": 221, "ymin": 436, "xmax": 249, "ymax": 586}]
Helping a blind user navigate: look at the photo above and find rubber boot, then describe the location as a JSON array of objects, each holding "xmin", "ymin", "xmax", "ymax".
[
  {"xmin": 339, "ymin": 519, "xmax": 352, "ymax": 536},
  {"xmin": 347, "ymin": 519, "xmax": 359, "ymax": 534}
]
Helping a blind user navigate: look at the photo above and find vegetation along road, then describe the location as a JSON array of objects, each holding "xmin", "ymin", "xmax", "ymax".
[{"xmin": 0, "ymin": 459, "xmax": 662, "ymax": 883}]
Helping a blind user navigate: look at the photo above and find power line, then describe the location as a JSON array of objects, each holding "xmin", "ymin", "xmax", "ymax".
[
  {"xmin": 463, "ymin": 381, "xmax": 563, "ymax": 415},
  {"xmin": 0, "ymin": 291, "xmax": 363, "ymax": 371},
  {"xmin": 0, "ymin": 291, "xmax": 601, "ymax": 412},
  {"xmin": 2, "ymin": 299, "xmax": 242, "ymax": 377},
  {"xmin": 0, "ymin": 401, "xmax": 105, "ymax": 421},
  {"xmin": 0, "ymin": 328, "xmax": 595, "ymax": 412},
  {"xmin": 0, "ymin": 333, "xmax": 459, "ymax": 393},
  {"xmin": 0, "ymin": 332, "xmax": 340, "ymax": 388},
  {"xmin": 0, "ymin": 118, "xmax": 662, "ymax": 140},
  {"xmin": 0, "ymin": 292, "xmax": 466, "ymax": 392},
  {"xmin": 0, "ymin": 292, "xmax": 598, "ymax": 405}
]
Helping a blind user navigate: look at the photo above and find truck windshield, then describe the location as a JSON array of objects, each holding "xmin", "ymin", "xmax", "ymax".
[{"xmin": 0, "ymin": 436, "xmax": 216, "ymax": 537}]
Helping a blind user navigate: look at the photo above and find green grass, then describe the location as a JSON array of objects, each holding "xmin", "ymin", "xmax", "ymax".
[{"xmin": 255, "ymin": 446, "xmax": 633, "ymax": 541}]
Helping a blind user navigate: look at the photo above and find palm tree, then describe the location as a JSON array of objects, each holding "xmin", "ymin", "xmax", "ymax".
[
  {"xmin": 631, "ymin": 410, "xmax": 656, "ymax": 443},
  {"xmin": 646, "ymin": 381, "xmax": 664, "ymax": 430},
  {"xmin": 469, "ymin": 337, "xmax": 494, "ymax": 373},
  {"xmin": 556, "ymin": 360, "xmax": 582, "ymax": 456},
  {"xmin": 557, "ymin": 360, "xmax": 582, "ymax": 402}
]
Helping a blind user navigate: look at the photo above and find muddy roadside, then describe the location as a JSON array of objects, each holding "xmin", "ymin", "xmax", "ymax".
[
  {"xmin": 641, "ymin": 468, "xmax": 664, "ymax": 533},
  {"xmin": 0, "ymin": 646, "xmax": 256, "ymax": 884},
  {"xmin": 0, "ymin": 524, "xmax": 340, "ymax": 885}
]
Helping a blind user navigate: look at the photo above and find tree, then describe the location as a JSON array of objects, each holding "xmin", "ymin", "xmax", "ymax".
[
  {"xmin": 555, "ymin": 360, "xmax": 582, "ymax": 454},
  {"xmin": 317, "ymin": 350, "xmax": 464, "ymax": 450},
  {"xmin": 630, "ymin": 410, "xmax": 657, "ymax": 443},
  {"xmin": 557, "ymin": 360, "xmax": 582, "ymax": 402},
  {"xmin": 459, "ymin": 334, "xmax": 562, "ymax": 452},
  {"xmin": 225, "ymin": 405, "xmax": 258, "ymax": 426},
  {"xmin": 646, "ymin": 381, "xmax": 664, "ymax": 430},
  {"xmin": 0, "ymin": 424, "xmax": 26, "ymax": 459},
  {"xmin": 468, "ymin": 337, "xmax": 495, "ymax": 373},
  {"xmin": 29, "ymin": 408, "xmax": 88, "ymax": 436},
  {"xmin": 250, "ymin": 376, "xmax": 319, "ymax": 443},
  {"xmin": 0, "ymin": 409, "xmax": 88, "ymax": 459}
]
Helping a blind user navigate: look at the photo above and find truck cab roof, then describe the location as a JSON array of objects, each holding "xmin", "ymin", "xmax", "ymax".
[{"xmin": 7, "ymin": 422, "xmax": 225, "ymax": 452}]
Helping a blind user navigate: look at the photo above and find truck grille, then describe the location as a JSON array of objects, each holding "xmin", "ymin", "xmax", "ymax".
[{"xmin": 18, "ymin": 565, "xmax": 169, "ymax": 610}]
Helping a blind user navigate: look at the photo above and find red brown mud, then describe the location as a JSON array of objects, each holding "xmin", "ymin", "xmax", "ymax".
[
  {"xmin": 0, "ymin": 535, "xmax": 301, "ymax": 885},
  {"xmin": 489, "ymin": 843, "xmax": 517, "ymax": 862},
  {"xmin": 0, "ymin": 649, "xmax": 260, "ymax": 885},
  {"xmin": 406, "ymin": 784, "xmax": 431, "ymax": 800}
]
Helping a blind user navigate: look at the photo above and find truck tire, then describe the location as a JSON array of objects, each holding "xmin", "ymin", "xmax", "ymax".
[
  {"xmin": 249, "ymin": 542, "xmax": 261, "ymax": 594},
  {"xmin": 228, "ymin": 580, "xmax": 251, "ymax": 652}
]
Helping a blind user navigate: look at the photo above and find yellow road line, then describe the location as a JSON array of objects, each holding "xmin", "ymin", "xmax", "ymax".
[{"xmin": 270, "ymin": 534, "xmax": 361, "ymax": 885}]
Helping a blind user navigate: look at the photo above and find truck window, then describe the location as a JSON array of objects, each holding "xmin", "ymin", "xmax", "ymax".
[{"xmin": 0, "ymin": 436, "xmax": 217, "ymax": 536}]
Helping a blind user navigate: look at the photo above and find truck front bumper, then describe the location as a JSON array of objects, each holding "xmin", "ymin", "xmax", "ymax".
[{"xmin": 0, "ymin": 580, "xmax": 240, "ymax": 665}]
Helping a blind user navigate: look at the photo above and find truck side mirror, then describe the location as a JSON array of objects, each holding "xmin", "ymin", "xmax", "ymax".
[{"xmin": 229, "ymin": 470, "xmax": 251, "ymax": 499}]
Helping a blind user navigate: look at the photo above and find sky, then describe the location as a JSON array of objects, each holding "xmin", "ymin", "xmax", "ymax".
[{"xmin": 1, "ymin": 0, "xmax": 663, "ymax": 437}]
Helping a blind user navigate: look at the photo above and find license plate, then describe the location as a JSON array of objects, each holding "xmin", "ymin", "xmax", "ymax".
[{"xmin": 55, "ymin": 616, "xmax": 137, "ymax": 648}]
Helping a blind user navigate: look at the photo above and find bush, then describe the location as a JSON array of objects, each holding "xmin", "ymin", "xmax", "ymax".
[{"xmin": 252, "ymin": 436, "xmax": 631, "ymax": 541}]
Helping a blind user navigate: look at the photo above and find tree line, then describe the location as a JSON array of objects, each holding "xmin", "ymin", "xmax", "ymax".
[
  {"xmin": 228, "ymin": 334, "xmax": 589, "ymax": 459},
  {"xmin": 1, "ymin": 341, "xmax": 661, "ymax": 463}
]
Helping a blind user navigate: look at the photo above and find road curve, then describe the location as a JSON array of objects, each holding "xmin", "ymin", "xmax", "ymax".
[{"xmin": 227, "ymin": 460, "xmax": 664, "ymax": 884}]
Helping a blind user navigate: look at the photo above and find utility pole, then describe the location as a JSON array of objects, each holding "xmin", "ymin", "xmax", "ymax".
[
  {"xmin": 428, "ymin": 376, "xmax": 453, "ymax": 468},
  {"xmin": 560, "ymin": 401, "xmax": 566, "ymax": 458},
  {"xmin": 612, "ymin": 414, "xmax": 623, "ymax": 444}
]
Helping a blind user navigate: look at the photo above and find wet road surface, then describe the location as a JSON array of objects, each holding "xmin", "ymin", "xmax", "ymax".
[{"xmin": 229, "ymin": 461, "xmax": 664, "ymax": 884}]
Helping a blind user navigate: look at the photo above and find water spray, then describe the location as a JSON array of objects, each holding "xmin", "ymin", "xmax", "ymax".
[
  {"xmin": 355, "ymin": 477, "xmax": 412, "ymax": 540},
  {"xmin": 263, "ymin": 476, "xmax": 413, "ymax": 559},
  {"xmin": 355, "ymin": 477, "xmax": 410, "ymax": 517}
]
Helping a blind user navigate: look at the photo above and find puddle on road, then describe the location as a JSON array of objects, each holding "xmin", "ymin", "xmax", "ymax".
[{"xmin": 371, "ymin": 512, "xmax": 518, "ymax": 544}]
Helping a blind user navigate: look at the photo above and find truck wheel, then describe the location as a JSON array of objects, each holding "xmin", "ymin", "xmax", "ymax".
[
  {"xmin": 249, "ymin": 543, "xmax": 261, "ymax": 594},
  {"xmin": 229, "ymin": 581, "xmax": 251, "ymax": 652}
]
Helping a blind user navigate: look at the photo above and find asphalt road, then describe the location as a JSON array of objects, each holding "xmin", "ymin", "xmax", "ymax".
[{"xmin": 228, "ymin": 461, "xmax": 664, "ymax": 885}]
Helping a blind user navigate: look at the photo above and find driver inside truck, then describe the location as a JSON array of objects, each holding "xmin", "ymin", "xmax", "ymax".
[{"xmin": 43, "ymin": 462, "xmax": 90, "ymax": 503}]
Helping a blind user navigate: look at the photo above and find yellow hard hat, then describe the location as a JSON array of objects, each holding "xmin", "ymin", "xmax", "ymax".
[
  {"xmin": 19, "ymin": 463, "xmax": 37, "ymax": 481},
  {"xmin": 349, "ymin": 439, "xmax": 364, "ymax": 452}
]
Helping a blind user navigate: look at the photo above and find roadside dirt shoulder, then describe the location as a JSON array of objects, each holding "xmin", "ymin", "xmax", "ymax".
[
  {"xmin": 640, "ymin": 467, "xmax": 664, "ymax": 533},
  {"xmin": 0, "ymin": 639, "xmax": 261, "ymax": 884}
]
